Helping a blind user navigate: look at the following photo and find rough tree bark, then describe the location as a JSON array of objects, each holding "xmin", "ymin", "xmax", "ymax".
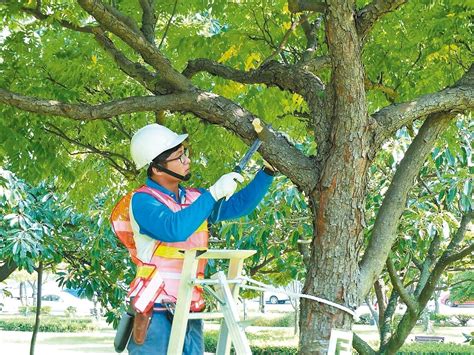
[{"xmin": 299, "ymin": 0, "xmax": 371, "ymax": 353}]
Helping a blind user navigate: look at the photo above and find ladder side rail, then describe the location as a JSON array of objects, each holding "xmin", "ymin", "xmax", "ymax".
[
  {"xmin": 167, "ymin": 250, "xmax": 198, "ymax": 355},
  {"xmin": 215, "ymin": 271, "xmax": 252, "ymax": 355},
  {"xmin": 215, "ymin": 257, "xmax": 245, "ymax": 355}
]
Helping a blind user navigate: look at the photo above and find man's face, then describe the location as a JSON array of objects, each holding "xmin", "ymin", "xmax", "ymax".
[{"xmin": 162, "ymin": 145, "xmax": 191, "ymax": 179}]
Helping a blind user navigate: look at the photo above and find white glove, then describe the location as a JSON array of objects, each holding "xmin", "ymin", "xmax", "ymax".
[{"xmin": 209, "ymin": 172, "xmax": 244, "ymax": 201}]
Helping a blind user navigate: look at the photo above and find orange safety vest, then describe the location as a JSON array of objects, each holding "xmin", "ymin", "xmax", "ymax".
[{"xmin": 110, "ymin": 185, "xmax": 208, "ymax": 313}]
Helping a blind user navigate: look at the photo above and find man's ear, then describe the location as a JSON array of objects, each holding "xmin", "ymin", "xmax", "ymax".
[{"xmin": 152, "ymin": 165, "xmax": 163, "ymax": 176}]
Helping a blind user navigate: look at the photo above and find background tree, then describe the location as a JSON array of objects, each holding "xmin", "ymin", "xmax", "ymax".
[
  {"xmin": 0, "ymin": 1, "xmax": 473, "ymax": 354},
  {"xmin": 0, "ymin": 169, "xmax": 133, "ymax": 325},
  {"xmin": 360, "ymin": 115, "xmax": 473, "ymax": 352},
  {"xmin": 448, "ymin": 271, "xmax": 474, "ymax": 305}
]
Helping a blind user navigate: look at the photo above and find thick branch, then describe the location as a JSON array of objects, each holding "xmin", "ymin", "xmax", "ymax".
[
  {"xmin": 359, "ymin": 112, "xmax": 453, "ymax": 298},
  {"xmin": 414, "ymin": 230, "xmax": 441, "ymax": 297},
  {"xmin": 20, "ymin": 5, "xmax": 163, "ymax": 94},
  {"xmin": 288, "ymin": 0, "xmax": 326, "ymax": 13},
  {"xmin": 300, "ymin": 56, "xmax": 330, "ymax": 73},
  {"xmin": 177, "ymin": 91, "xmax": 319, "ymax": 192},
  {"xmin": 92, "ymin": 29, "xmax": 164, "ymax": 94},
  {"xmin": 445, "ymin": 212, "xmax": 473, "ymax": 253},
  {"xmin": 77, "ymin": 0, "xmax": 192, "ymax": 92},
  {"xmin": 356, "ymin": 0, "xmax": 407, "ymax": 41},
  {"xmin": 139, "ymin": 0, "xmax": 157, "ymax": 44},
  {"xmin": 0, "ymin": 88, "xmax": 317, "ymax": 190},
  {"xmin": 183, "ymin": 59, "xmax": 324, "ymax": 101},
  {"xmin": 300, "ymin": 15, "xmax": 322, "ymax": 63},
  {"xmin": 380, "ymin": 292, "xmax": 399, "ymax": 346},
  {"xmin": 374, "ymin": 280, "xmax": 385, "ymax": 326},
  {"xmin": 21, "ymin": 6, "xmax": 95, "ymax": 33},
  {"xmin": 352, "ymin": 333, "xmax": 376, "ymax": 355},
  {"xmin": 373, "ymin": 65, "xmax": 474, "ymax": 148},
  {"xmin": 0, "ymin": 260, "xmax": 18, "ymax": 282},
  {"xmin": 386, "ymin": 258, "xmax": 417, "ymax": 313},
  {"xmin": 445, "ymin": 243, "xmax": 474, "ymax": 265},
  {"xmin": 0, "ymin": 88, "xmax": 184, "ymax": 120},
  {"xmin": 416, "ymin": 212, "xmax": 473, "ymax": 308},
  {"xmin": 411, "ymin": 256, "xmax": 423, "ymax": 271}
]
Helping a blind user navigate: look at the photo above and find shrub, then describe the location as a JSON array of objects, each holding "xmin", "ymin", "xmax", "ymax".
[
  {"xmin": 453, "ymin": 314, "xmax": 471, "ymax": 327},
  {"xmin": 251, "ymin": 313, "xmax": 295, "ymax": 327},
  {"xmin": 18, "ymin": 306, "xmax": 52, "ymax": 315},
  {"xmin": 429, "ymin": 313, "xmax": 457, "ymax": 327},
  {"xmin": 398, "ymin": 342, "xmax": 474, "ymax": 354},
  {"xmin": 65, "ymin": 306, "xmax": 77, "ymax": 317},
  {"xmin": 0, "ymin": 316, "xmax": 96, "ymax": 332},
  {"xmin": 204, "ymin": 330, "xmax": 298, "ymax": 354},
  {"xmin": 355, "ymin": 313, "xmax": 373, "ymax": 325},
  {"xmin": 28, "ymin": 306, "xmax": 52, "ymax": 315},
  {"xmin": 204, "ymin": 330, "xmax": 474, "ymax": 354}
]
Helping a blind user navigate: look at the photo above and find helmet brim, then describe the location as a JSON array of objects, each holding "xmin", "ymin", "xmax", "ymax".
[{"xmin": 173, "ymin": 133, "xmax": 188, "ymax": 148}]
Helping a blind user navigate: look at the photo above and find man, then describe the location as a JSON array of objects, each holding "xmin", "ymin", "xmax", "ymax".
[{"xmin": 127, "ymin": 123, "xmax": 275, "ymax": 354}]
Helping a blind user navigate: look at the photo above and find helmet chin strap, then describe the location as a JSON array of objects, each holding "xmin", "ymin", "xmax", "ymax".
[{"xmin": 156, "ymin": 164, "xmax": 191, "ymax": 181}]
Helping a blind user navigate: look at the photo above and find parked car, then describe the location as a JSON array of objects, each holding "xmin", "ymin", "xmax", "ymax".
[
  {"xmin": 264, "ymin": 290, "xmax": 290, "ymax": 304},
  {"xmin": 40, "ymin": 291, "xmax": 95, "ymax": 316},
  {"xmin": 441, "ymin": 293, "xmax": 474, "ymax": 307}
]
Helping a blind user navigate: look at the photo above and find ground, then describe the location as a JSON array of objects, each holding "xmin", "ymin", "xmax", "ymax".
[{"xmin": 1, "ymin": 301, "xmax": 473, "ymax": 354}]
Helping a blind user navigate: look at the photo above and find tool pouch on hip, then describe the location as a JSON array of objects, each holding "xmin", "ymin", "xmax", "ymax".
[
  {"xmin": 132, "ymin": 309, "xmax": 153, "ymax": 345},
  {"xmin": 114, "ymin": 311, "xmax": 134, "ymax": 353}
]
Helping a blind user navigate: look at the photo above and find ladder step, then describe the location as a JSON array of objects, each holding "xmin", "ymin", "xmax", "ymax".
[
  {"xmin": 188, "ymin": 312, "xmax": 224, "ymax": 320},
  {"xmin": 193, "ymin": 278, "xmax": 242, "ymax": 285}
]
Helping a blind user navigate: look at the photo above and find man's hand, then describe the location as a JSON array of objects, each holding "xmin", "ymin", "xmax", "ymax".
[{"xmin": 209, "ymin": 172, "xmax": 244, "ymax": 201}]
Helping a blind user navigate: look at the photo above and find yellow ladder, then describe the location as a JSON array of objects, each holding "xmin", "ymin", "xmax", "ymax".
[{"xmin": 167, "ymin": 249, "xmax": 256, "ymax": 355}]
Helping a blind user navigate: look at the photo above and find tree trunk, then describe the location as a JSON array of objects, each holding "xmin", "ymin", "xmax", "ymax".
[
  {"xmin": 299, "ymin": 104, "xmax": 370, "ymax": 352},
  {"xmin": 380, "ymin": 310, "xmax": 419, "ymax": 355},
  {"xmin": 30, "ymin": 261, "xmax": 43, "ymax": 355},
  {"xmin": 299, "ymin": 1, "xmax": 370, "ymax": 352},
  {"xmin": 294, "ymin": 297, "xmax": 299, "ymax": 336},
  {"xmin": 300, "ymin": 1, "xmax": 372, "ymax": 354},
  {"xmin": 299, "ymin": 167, "xmax": 369, "ymax": 353},
  {"xmin": 20, "ymin": 282, "xmax": 26, "ymax": 306}
]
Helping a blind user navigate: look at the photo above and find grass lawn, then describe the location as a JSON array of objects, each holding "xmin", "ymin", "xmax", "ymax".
[{"xmin": 0, "ymin": 314, "xmax": 472, "ymax": 354}]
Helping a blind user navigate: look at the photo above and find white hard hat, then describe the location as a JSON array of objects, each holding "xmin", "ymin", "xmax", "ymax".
[{"xmin": 130, "ymin": 124, "xmax": 188, "ymax": 169}]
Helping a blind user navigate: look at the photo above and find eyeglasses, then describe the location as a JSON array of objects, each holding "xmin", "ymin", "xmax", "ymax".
[{"xmin": 164, "ymin": 148, "xmax": 189, "ymax": 164}]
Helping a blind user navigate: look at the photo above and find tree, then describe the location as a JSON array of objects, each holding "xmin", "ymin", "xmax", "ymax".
[
  {"xmin": 0, "ymin": 169, "xmax": 133, "ymax": 325},
  {"xmin": 449, "ymin": 271, "xmax": 474, "ymax": 303},
  {"xmin": 0, "ymin": 1, "xmax": 473, "ymax": 353},
  {"xmin": 360, "ymin": 115, "xmax": 473, "ymax": 352}
]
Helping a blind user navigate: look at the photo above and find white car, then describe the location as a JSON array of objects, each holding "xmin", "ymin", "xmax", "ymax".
[
  {"xmin": 40, "ymin": 292, "xmax": 95, "ymax": 316},
  {"xmin": 264, "ymin": 290, "xmax": 291, "ymax": 304}
]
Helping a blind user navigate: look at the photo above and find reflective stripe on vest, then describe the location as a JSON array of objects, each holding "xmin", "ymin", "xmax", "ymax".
[{"xmin": 130, "ymin": 185, "xmax": 209, "ymax": 312}]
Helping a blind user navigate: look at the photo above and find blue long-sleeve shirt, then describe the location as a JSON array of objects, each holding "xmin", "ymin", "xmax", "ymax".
[{"xmin": 131, "ymin": 169, "xmax": 273, "ymax": 243}]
